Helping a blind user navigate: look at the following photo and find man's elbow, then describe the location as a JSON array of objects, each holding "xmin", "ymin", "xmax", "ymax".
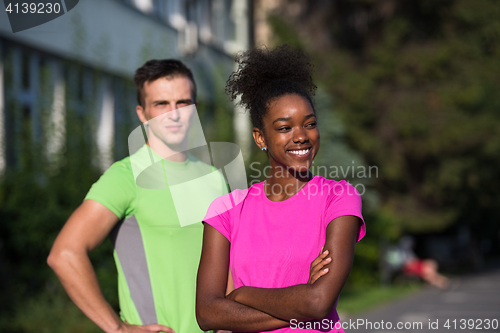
[
  {"xmin": 47, "ymin": 247, "xmax": 75, "ymax": 272},
  {"xmin": 47, "ymin": 248, "xmax": 60, "ymax": 270}
]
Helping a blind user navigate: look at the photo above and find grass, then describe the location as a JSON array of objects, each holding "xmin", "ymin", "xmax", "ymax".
[{"xmin": 337, "ymin": 282, "xmax": 423, "ymax": 315}]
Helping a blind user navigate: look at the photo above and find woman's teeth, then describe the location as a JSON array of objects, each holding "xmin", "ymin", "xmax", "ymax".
[{"xmin": 288, "ymin": 149, "xmax": 310, "ymax": 156}]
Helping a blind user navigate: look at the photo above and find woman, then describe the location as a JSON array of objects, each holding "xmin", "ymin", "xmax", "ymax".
[{"xmin": 196, "ymin": 45, "xmax": 366, "ymax": 332}]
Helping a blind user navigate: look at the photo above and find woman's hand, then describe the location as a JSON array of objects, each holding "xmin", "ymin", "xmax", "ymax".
[{"xmin": 308, "ymin": 248, "xmax": 331, "ymax": 284}]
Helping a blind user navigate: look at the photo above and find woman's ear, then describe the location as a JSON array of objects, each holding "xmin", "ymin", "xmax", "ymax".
[{"xmin": 253, "ymin": 127, "xmax": 266, "ymax": 150}]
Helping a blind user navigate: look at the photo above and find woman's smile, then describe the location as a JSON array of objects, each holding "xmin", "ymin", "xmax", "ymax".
[
  {"xmin": 261, "ymin": 93, "xmax": 320, "ymax": 173},
  {"xmin": 286, "ymin": 147, "xmax": 312, "ymax": 158}
]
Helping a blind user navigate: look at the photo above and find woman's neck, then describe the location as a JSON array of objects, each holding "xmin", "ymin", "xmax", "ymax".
[{"xmin": 264, "ymin": 166, "xmax": 313, "ymax": 202}]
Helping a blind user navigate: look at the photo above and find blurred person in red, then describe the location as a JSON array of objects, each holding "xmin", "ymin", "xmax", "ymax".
[{"xmin": 398, "ymin": 236, "xmax": 450, "ymax": 289}]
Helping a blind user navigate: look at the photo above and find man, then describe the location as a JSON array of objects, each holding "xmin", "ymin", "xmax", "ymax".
[{"xmin": 48, "ymin": 59, "xmax": 224, "ymax": 333}]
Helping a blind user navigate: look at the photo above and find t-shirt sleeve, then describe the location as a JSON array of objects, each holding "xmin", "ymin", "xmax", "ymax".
[
  {"xmin": 84, "ymin": 160, "xmax": 136, "ymax": 219},
  {"xmin": 202, "ymin": 193, "xmax": 235, "ymax": 241},
  {"xmin": 324, "ymin": 180, "xmax": 366, "ymax": 242}
]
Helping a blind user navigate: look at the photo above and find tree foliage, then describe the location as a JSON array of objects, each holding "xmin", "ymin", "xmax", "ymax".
[{"xmin": 267, "ymin": 0, "xmax": 500, "ymax": 250}]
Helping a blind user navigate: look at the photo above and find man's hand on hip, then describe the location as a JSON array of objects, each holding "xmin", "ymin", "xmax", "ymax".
[{"xmin": 117, "ymin": 322, "xmax": 175, "ymax": 333}]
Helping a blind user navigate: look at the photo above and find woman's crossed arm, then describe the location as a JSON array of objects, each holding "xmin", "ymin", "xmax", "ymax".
[
  {"xmin": 225, "ymin": 215, "xmax": 361, "ymax": 321},
  {"xmin": 196, "ymin": 215, "xmax": 359, "ymax": 331}
]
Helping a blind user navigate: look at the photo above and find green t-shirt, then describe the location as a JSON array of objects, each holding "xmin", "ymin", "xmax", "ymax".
[{"xmin": 85, "ymin": 145, "xmax": 227, "ymax": 332}]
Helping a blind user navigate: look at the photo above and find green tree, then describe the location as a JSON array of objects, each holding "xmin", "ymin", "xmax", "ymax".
[{"xmin": 266, "ymin": 0, "xmax": 500, "ymax": 253}]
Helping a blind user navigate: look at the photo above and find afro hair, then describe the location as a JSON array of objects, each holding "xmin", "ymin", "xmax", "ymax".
[{"xmin": 225, "ymin": 45, "xmax": 317, "ymax": 130}]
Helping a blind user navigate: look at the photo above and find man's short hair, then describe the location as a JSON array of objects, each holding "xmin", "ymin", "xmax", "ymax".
[{"xmin": 134, "ymin": 59, "xmax": 197, "ymax": 107}]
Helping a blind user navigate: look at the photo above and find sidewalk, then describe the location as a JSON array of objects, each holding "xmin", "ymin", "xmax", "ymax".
[{"xmin": 344, "ymin": 268, "xmax": 500, "ymax": 332}]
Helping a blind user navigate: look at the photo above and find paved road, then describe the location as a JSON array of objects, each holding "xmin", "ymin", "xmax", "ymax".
[{"xmin": 344, "ymin": 268, "xmax": 500, "ymax": 333}]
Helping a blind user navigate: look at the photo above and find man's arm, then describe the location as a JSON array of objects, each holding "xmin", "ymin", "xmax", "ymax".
[
  {"xmin": 47, "ymin": 200, "xmax": 173, "ymax": 333},
  {"xmin": 226, "ymin": 215, "xmax": 361, "ymax": 321},
  {"xmin": 196, "ymin": 224, "xmax": 289, "ymax": 332}
]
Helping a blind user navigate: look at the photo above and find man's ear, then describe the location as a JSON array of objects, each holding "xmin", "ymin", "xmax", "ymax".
[
  {"xmin": 253, "ymin": 127, "xmax": 266, "ymax": 150},
  {"xmin": 136, "ymin": 105, "xmax": 147, "ymax": 123}
]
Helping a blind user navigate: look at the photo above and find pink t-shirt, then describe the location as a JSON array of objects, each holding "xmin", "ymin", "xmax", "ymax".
[{"xmin": 203, "ymin": 176, "xmax": 366, "ymax": 333}]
